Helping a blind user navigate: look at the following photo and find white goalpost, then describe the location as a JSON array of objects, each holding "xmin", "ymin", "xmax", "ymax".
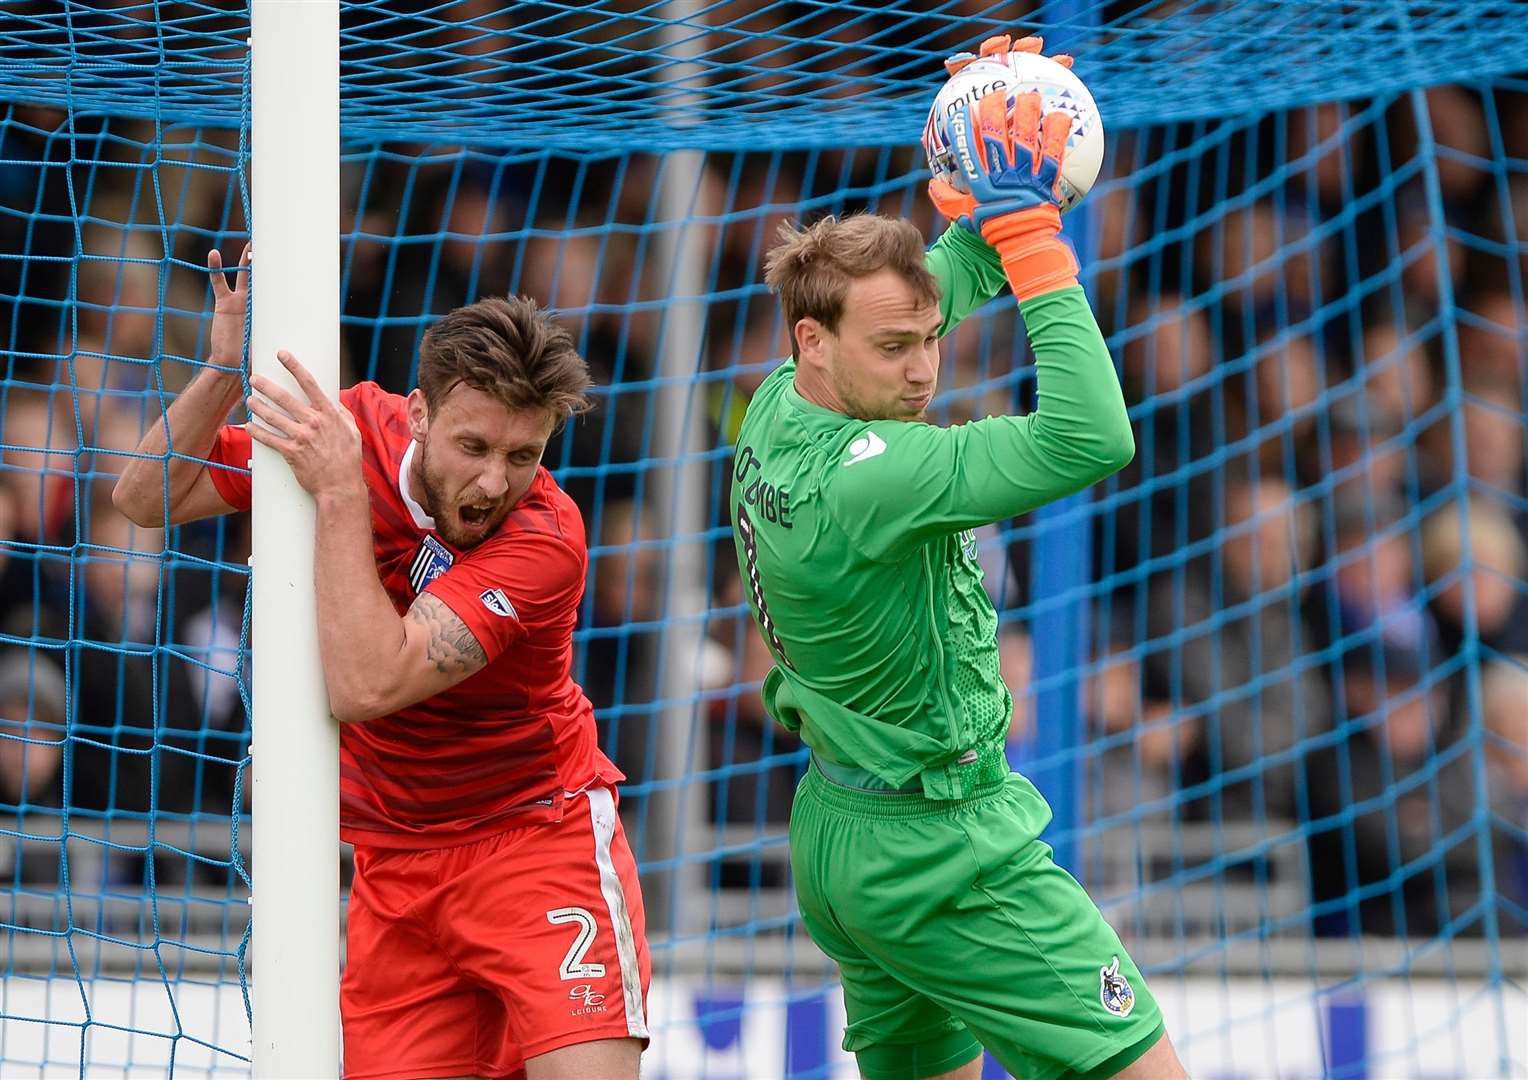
[{"xmin": 249, "ymin": 1, "xmax": 342, "ymax": 1075}]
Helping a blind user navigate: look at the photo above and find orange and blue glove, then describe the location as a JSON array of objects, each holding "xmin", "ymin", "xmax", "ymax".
[
  {"xmin": 929, "ymin": 35, "xmax": 1080, "ymax": 301},
  {"xmin": 941, "ymin": 32, "xmax": 1072, "ymax": 78}
]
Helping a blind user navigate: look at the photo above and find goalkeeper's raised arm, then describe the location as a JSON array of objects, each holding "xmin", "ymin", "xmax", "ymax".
[
  {"xmin": 912, "ymin": 69, "xmax": 1138, "ymax": 529},
  {"xmin": 753, "ymin": 94, "xmax": 1134, "ymax": 563}
]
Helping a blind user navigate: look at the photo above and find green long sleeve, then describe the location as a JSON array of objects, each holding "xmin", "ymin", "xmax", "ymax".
[{"xmin": 926, "ymin": 224, "xmax": 1010, "ymax": 335}]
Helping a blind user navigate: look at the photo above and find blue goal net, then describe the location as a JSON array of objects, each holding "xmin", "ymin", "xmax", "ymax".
[{"xmin": 0, "ymin": 2, "xmax": 1524, "ymax": 1076}]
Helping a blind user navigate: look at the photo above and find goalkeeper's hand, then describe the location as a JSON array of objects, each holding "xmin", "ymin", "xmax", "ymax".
[
  {"xmin": 941, "ymin": 32, "xmax": 1072, "ymax": 78},
  {"xmin": 930, "ymin": 91, "xmax": 1079, "ymax": 301},
  {"xmin": 926, "ymin": 32, "xmax": 1074, "ymax": 234}
]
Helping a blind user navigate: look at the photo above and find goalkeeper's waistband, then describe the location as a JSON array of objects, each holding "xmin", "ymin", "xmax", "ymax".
[{"xmin": 810, "ymin": 744, "xmax": 1010, "ymax": 801}]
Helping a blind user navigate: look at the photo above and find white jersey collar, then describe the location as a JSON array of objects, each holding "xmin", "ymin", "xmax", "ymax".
[{"xmin": 398, "ymin": 439, "xmax": 436, "ymax": 531}]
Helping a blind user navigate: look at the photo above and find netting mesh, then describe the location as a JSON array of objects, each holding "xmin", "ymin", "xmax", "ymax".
[
  {"xmin": 0, "ymin": 1, "xmax": 1524, "ymax": 1076},
  {"xmin": 3, "ymin": 1, "xmax": 1528, "ymax": 148}
]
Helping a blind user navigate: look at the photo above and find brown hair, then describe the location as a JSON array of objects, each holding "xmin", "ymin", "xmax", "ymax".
[
  {"xmin": 763, "ymin": 213, "xmax": 940, "ymax": 358},
  {"xmin": 417, "ymin": 295, "xmax": 592, "ymax": 421}
]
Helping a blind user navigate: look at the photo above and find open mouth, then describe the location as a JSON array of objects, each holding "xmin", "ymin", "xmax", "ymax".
[{"xmin": 459, "ymin": 504, "xmax": 494, "ymax": 528}]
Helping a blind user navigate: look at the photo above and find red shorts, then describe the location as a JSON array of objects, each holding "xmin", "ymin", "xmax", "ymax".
[{"xmin": 340, "ymin": 786, "xmax": 650, "ymax": 1080}]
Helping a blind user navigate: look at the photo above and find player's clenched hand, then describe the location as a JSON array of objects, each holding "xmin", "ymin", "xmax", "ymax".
[
  {"xmin": 207, "ymin": 245, "xmax": 249, "ymax": 372},
  {"xmin": 927, "ymin": 33, "xmax": 1075, "ymax": 232},
  {"xmin": 936, "ymin": 92, "xmax": 1072, "ymax": 228},
  {"xmin": 247, "ymin": 351, "xmax": 364, "ymax": 502}
]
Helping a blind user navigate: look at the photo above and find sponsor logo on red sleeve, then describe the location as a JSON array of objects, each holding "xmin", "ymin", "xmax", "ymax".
[{"xmin": 479, "ymin": 588, "xmax": 518, "ymax": 620}]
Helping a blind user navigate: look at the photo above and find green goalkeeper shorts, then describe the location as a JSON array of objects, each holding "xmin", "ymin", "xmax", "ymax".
[{"xmin": 790, "ymin": 760, "xmax": 1165, "ymax": 1080}]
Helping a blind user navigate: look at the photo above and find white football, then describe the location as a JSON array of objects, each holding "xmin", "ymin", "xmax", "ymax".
[{"xmin": 922, "ymin": 51, "xmax": 1105, "ymax": 213}]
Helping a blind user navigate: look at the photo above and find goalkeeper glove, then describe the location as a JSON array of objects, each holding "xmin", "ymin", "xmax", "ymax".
[
  {"xmin": 930, "ymin": 90, "xmax": 1079, "ymax": 301},
  {"xmin": 929, "ymin": 33, "xmax": 1080, "ymax": 300},
  {"xmin": 941, "ymin": 32, "xmax": 1073, "ymax": 77}
]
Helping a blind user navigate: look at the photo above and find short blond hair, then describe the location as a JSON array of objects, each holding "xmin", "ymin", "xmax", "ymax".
[{"xmin": 763, "ymin": 213, "xmax": 939, "ymax": 357}]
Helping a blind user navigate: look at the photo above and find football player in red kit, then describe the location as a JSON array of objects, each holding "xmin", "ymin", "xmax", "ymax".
[{"xmin": 114, "ymin": 246, "xmax": 649, "ymax": 1080}]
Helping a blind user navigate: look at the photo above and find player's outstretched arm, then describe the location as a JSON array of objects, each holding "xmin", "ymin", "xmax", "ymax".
[{"xmin": 113, "ymin": 246, "xmax": 248, "ymax": 527}]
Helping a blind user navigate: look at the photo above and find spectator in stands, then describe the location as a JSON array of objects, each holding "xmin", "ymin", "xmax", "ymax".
[
  {"xmin": 1258, "ymin": 332, "xmax": 1327, "ymax": 431},
  {"xmin": 1418, "ymin": 375, "xmax": 1526, "ymax": 509},
  {"xmin": 0, "ymin": 478, "xmax": 21, "ymax": 620},
  {"xmin": 1105, "ymin": 292, "xmax": 1218, "ymax": 574},
  {"xmin": 1221, "ymin": 313, "xmax": 1328, "ymax": 480},
  {"xmin": 716, "ymin": 306, "xmax": 790, "ymax": 402},
  {"xmin": 516, "ymin": 229, "xmax": 654, "ymax": 511},
  {"xmin": 80, "ymin": 483, "xmax": 161, "ymax": 644},
  {"xmin": 1480, "ymin": 656, "xmax": 1528, "ymax": 932},
  {"xmin": 86, "ymin": 403, "xmax": 152, "ymax": 490},
  {"xmin": 1289, "ymin": 102, "xmax": 1370, "ymax": 216},
  {"xmin": 0, "ymin": 646, "xmax": 67, "ymax": 883},
  {"xmin": 1357, "ymin": 320, "xmax": 1435, "ymax": 424},
  {"xmin": 168, "ymin": 513, "xmax": 251, "ymax": 820},
  {"xmin": 69, "ymin": 224, "xmax": 197, "ymax": 432},
  {"xmin": 1086, "ymin": 158, "xmax": 1142, "ymax": 312},
  {"xmin": 1147, "ymin": 472, "xmax": 1331, "ymax": 823},
  {"xmin": 1307, "ymin": 644, "xmax": 1481, "ymax": 937},
  {"xmin": 344, "ymin": 172, "xmax": 516, "ymax": 392},
  {"xmin": 1078, "ymin": 622, "xmax": 1199, "ymax": 912},
  {"xmin": 1317, "ymin": 393, "xmax": 1409, "ymax": 508},
  {"xmin": 1393, "ymin": 194, "xmax": 1467, "ymax": 324},
  {"xmin": 1199, "ymin": 201, "xmax": 1322, "ymax": 319},
  {"xmin": 0, "ymin": 108, "xmax": 74, "ymax": 375},
  {"xmin": 1082, "ymin": 634, "xmax": 1187, "ymax": 823},
  {"xmin": 1, "ymin": 388, "xmax": 75, "ymax": 546},
  {"xmin": 1481, "ymin": 656, "xmax": 1528, "ymax": 808},
  {"xmin": 0, "ymin": 649, "xmax": 65, "ymax": 807},
  {"xmin": 1463, "ymin": 379, "xmax": 1527, "ymax": 503},
  {"xmin": 584, "ymin": 497, "xmax": 660, "ymax": 816},
  {"xmin": 1309, "ymin": 490, "xmax": 1437, "ymax": 661},
  {"xmin": 704, "ymin": 2, "xmax": 808, "ymax": 98},
  {"xmin": 1123, "ymin": 293, "xmax": 1215, "ymax": 401},
  {"xmin": 1393, "ymin": 88, "xmax": 1492, "ymax": 213},
  {"xmin": 1423, "ymin": 497, "xmax": 1528, "ymax": 656},
  {"xmin": 24, "ymin": 487, "xmax": 203, "ymax": 816}
]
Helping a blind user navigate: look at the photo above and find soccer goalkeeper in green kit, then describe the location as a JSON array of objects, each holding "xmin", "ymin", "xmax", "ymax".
[{"xmin": 728, "ymin": 36, "xmax": 1190, "ymax": 1080}]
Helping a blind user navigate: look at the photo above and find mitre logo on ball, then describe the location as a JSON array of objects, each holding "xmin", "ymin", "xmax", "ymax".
[{"xmin": 922, "ymin": 51, "xmax": 1105, "ymax": 213}]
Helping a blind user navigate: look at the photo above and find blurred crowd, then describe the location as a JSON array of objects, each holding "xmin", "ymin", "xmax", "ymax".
[{"xmin": 0, "ymin": 0, "xmax": 1524, "ymax": 939}]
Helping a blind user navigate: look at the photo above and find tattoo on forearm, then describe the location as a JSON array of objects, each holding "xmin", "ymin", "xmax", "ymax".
[{"xmin": 406, "ymin": 594, "xmax": 488, "ymax": 676}]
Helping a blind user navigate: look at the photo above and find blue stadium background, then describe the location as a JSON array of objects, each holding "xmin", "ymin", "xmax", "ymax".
[{"xmin": 0, "ymin": 1, "xmax": 1524, "ymax": 1075}]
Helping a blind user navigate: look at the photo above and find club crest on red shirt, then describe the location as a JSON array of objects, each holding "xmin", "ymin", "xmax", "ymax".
[{"xmin": 409, "ymin": 534, "xmax": 454, "ymax": 594}]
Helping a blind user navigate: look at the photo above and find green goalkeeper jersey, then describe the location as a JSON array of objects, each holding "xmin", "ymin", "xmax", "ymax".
[{"xmin": 729, "ymin": 227, "xmax": 1134, "ymax": 801}]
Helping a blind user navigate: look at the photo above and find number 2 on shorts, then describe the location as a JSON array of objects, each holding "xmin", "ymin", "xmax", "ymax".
[{"xmin": 546, "ymin": 907, "xmax": 606, "ymax": 980}]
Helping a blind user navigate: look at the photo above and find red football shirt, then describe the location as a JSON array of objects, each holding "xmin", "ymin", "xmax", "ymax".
[{"xmin": 208, "ymin": 381, "xmax": 622, "ymax": 848}]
